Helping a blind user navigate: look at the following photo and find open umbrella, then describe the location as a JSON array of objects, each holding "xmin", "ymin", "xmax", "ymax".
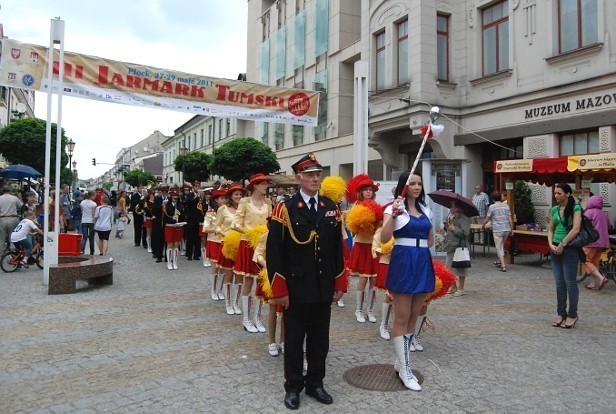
[
  {"xmin": 0, "ymin": 164, "xmax": 42, "ymax": 180},
  {"xmin": 428, "ymin": 190, "xmax": 479, "ymax": 217}
]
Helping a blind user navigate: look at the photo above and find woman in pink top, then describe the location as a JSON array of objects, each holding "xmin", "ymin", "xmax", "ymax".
[{"xmin": 582, "ymin": 195, "xmax": 610, "ymax": 291}]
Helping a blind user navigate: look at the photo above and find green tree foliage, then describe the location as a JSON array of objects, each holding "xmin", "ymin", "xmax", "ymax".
[
  {"xmin": 514, "ymin": 180, "xmax": 536, "ymax": 224},
  {"xmin": 209, "ymin": 137, "xmax": 280, "ymax": 182},
  {"xmin": 123, "ymin": 169, "xmax": 157, "ymax": 187},
  {"xmin": 102, "ymin": 182, "xmax": 113, "ymax": 191},
  {"xmin": 0, "ymin": 118, "xmax": 73, "ymax": 185},
  {"xmin": 174, "ymin": 151, "xmax": 212, "ymax": 183}
]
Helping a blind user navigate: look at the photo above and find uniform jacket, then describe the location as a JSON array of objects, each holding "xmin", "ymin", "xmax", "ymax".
[{"xmin": 266, "ymin": 192, "xmax": 346, "ymax": 303}]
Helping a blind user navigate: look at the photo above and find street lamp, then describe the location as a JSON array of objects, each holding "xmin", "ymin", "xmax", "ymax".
[
  {"xmin": 66, "ymin": 139, "xmax": 75, "ymax": 194},
  {"xmin": 72, "ymin": 161, "xmax": 77, "ymax": 192},
  {"xmin": 179, "ymin": 146, "xmax": 189, "ymax": 185}
]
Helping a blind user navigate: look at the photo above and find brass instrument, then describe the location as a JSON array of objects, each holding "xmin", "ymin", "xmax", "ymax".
[{"xmin": 145, "ymin": 180, "xmax": 155, "ymax": 190}]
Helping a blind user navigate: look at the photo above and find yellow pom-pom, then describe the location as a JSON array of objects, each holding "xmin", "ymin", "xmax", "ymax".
[
  {"xmin": 346, "ymin": 204, "xmax": 377, "ymax": 235},
  {"xmin": 381, "ymin": 237, "xmax": 394, "ymax": 256},
  {"xmin": 222, "ymin": 230, "xmax": 242, "ymax": 260},
  {"xmin": 259, "ymin": 268, "xmax": 273, "ymax": 300},
  {"xmin": 246, "ymin": 225, "xmax": 268, "ymax": 250},
  {"xmin": 320, "ymin": 176, "xmax": 347, "ymax": 204}
]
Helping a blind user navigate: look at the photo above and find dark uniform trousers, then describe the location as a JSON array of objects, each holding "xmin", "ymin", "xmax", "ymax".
[
  {"xmin": 267, "ymin": 192, "xmax": 344, "ymax": 394},
  {"xmin": 133, "ymin": 214, "xmax": 144, "ymax": 246}
]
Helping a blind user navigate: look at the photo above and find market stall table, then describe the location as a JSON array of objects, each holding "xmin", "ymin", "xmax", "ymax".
[
  {"xmin": 469, "ymin": 223, "xmax": 492, "ymax": 257},
  {"xmin": 506, "ymin": 229, "xmax": 549, "ymax": 263}
]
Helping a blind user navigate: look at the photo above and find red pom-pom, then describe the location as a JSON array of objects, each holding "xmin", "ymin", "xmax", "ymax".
[{"xmin": 425, "ymin": 260, "xmax": 457, "ymax": 303}]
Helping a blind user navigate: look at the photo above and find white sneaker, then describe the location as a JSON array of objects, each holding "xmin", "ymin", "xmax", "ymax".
[
  {"xmin": 367, "ymin": 311, "xmax": 377, "ymax": 323},
  {"xmin": 337, "ymin": 299, "xmax": 345, "ymax": 308},
  {"xmin": 379, "ymin": 325, "xmax": 390, "ymax": 340},
  {"xmin": 411, "ymin": 336, "xmax": 423, "ymax": 352},
  {"xmin": 268, "ymin": 343, "xmax": 279, "ymax": 357},
  {"xmin": 204, "ymin": 261, "xmax": 211, "ymax": 268},
  {"xmin": 355, "ymin": 310, "xmax": 366, "ymax": 323},
  {"xmin": 279, "ymin": 342, "xmax": 284, "ymax": 354}
]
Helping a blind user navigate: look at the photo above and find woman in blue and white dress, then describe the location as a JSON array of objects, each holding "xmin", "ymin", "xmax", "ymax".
[{"xmin": 381, "ymin": 171, "xmax": 435, "ymax": 392}]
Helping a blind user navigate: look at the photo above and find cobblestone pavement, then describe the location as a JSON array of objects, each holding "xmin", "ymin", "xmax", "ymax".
[{"xmin": 1, "ymin": 223, "xmax": 615, "ymax": 413}]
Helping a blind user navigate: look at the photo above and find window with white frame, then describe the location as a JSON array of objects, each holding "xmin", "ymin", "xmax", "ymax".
[
  {"xmin": 218, "ymin": 119, "xmax": 223, "ymax": 140},
  {"xmin": 397, "ymin": 19, "xmax": 408, "ymax": 85},
  {"xmin": 375, "ymin": 31, "xmax": 386, "ymax": 90},
  {"xmin": 274, "ymin": 123, "xmax": 285, "ymax": 150},
  {"xmin": 558, "ymin": 0, "xmax": 598, "ymax": 54},
  {"xmin": 482, "ymin": 0, "xmax": 509, "ymax": 76},
  {"xmin": 437, "ymin": 14, "xmax": 449, "ymax": 81},
  {"xmin": 226, "ymin": 119, "xmax": 231, "ymax": 137},
  {"xmin": 559, "ymin": 130, "xmax": 599, "ymax": 156},
  {"xmin": 292, "ymin": 125, "xmax": 304, "ymax": 146},
  {"xmin": 208, "ymin": 124, "xmax": 212, "ymax": 145}
]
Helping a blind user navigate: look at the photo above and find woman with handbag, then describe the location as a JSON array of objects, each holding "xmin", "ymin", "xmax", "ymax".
[
  {"xmin": 581, "ymin": 195, "xmax": 610, "ymax": 291},
  {"xmin": 444, "ymin": 201, "xmax": 471, "ymax": 297},
  {"xmin": 381, "ymin": 171, "xmax": 435, "ymax": 391},
  {"xmin": 547, "ymin": 183, "xmax": 581, "ymax": 329}
]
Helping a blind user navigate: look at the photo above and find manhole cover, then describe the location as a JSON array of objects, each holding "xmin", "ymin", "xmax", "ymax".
[{"xmin": 343, "ymin": 364, "xmax": 424, "ymax": 391}]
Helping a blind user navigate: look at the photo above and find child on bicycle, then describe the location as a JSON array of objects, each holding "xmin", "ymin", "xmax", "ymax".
[{"xmin": 10, "ymin": 211, "xmax": 43, "ymax": 267}]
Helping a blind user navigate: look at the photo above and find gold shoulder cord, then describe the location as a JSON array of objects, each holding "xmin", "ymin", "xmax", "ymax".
[{"xmin": 280, "ymin": 203, "xmax": 317, "ymax": 245}]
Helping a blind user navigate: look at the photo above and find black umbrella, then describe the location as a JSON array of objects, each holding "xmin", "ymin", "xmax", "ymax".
[
  {"xmin": 0, "ymin": 164, "xmax": 42, "ymax": 180},
  {"xmin": 428, "ymin": 190, "xmax": 479, "ymax": 217}
]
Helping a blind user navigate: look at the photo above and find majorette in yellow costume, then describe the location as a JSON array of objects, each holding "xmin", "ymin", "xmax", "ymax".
[
  {"xmin": 373, "ymin": 222, "xmax": 394, "ymax": 340},
  {"xmin": 345, "ymin": 173, "xmax": 383, "ymax": 323},
  {"xmin": 202, "ymin": 188, "xmax": 227, "ymax": 301},
  {"xmin": 232, "ymin": 173, "xmax": 272, "ymax": 333}
]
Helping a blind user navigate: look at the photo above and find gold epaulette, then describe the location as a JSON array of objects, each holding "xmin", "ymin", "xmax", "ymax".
[{"xmin": 271, "ymin": 202, "xmax": 287, "ymax": 226}]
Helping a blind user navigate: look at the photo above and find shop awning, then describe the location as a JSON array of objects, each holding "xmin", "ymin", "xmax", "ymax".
[
  {"xmin": 494, "ymin": 157, "xmax": 568, "ymax": 174},
  {"xmin": 267, "ymin": 175, "xmax": 297, "ymax": 187},
  {"xmin": 567, "ymin": 153, "xmax": 616, "ymax": 171}
]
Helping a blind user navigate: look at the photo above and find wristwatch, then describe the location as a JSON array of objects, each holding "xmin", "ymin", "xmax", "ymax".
[{"xmin": 561, "ymin": 241, "xmax": 568, "ymax": 247}]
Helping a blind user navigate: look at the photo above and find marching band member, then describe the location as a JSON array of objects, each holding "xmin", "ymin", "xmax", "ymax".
[
  {"xmin": 203, "ymin": 189, "xmax": 227, "ymax": 300},
  {"xmin": 162, "ymin": 190, "xmax": 184, "ymax": 270}
]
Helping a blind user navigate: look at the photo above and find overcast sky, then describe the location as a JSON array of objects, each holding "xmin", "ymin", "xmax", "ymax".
[{"xmin": 1, "ymin": 0, "xmax": 248, "ymax": 179}]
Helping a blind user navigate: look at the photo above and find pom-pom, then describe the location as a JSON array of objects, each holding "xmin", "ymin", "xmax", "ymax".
[
  {"xmin": 425, "ymin": 260, "xmax": 457, "ymax": 303},
  {"xmin": 222, "ymin": 230, "xmax": 242, "ymax": 260},
  {"xmin": 346, "ymin": 174, "xmax": 378, "ymax": 204},
  {"xmin": 380, "ymin": 237, "xmax": 394, "ymax": 256},
  {"xmin": 259, "ymin": 268, "xmax": 273, "ymax": 301},
  {"xmin": 346, "ymin": 200, "xmax": 383, "ymax": 235},
  {"xmin": 320, "ymin": 176, "xmax": 347, "ymax": 204},
  {"xmin": 246, "ymin": 225, "xmax": 268, "ymax": 250}
]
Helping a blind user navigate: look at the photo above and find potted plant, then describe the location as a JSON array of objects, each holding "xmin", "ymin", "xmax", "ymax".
[{"xmin": 514, "ymin": 180, "xmax": 536, "ymax": 225}]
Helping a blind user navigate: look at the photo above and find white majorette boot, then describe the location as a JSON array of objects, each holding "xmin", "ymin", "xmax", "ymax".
[
  {"xmin": 211, "ymin": 273, "xmax": 219, "ymax": 300},
  {"xmin": 224, "ymin": 283, "xmax": 234, "ymax": 315},
  {"xmin": 355, "ymin": 290, "xmax": 366, "ymax": 323},
  {"xmin": 242, "ymin": 295, "xmax": 258, "ymax": 333},
  {"xmin": 367, "ymin": 288, "xmax": 377, "ymax": 323},
  {"xmin": 253, "ymin": 299, "xmax": 266, "ymax": 333},
  {"xmin": 166, "ymin": 248, "xmax": 173, "ymax": 270},
  {"xmin": 380, "ymin": 302, "xmax": 391, "ymax": 340},
  {"xmin": 172, "ymin": 248, "xmax": 179, "ymax": 270},
  {"xmin": 393, "ymin": 335, "xmax": 421, "ymax": 391},
  {"xmin": 233, "ymin": 284, "xmax": 242, "ymax": 314},
  {"xmin": 147, "ymin": 237, "xmax": 152, "ymax": 253},
  {"xmin": 216, "ymin": 273, "xmax": 225, "ymax": 300}
]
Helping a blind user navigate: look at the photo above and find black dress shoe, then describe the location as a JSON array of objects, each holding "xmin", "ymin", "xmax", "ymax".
[
  {"xmin": 284, "ymin": 391, "xmax": 300, "ymax": 410},
  {"xmin": 155, "ymin": 258, "xmax": 162, "ymax": 263},
  {"xmin": 305, "ymin": 387, "xmax": 333, "ymax": 404}
]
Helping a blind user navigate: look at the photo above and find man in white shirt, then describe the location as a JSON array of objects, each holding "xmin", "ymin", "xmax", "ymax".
[
  {"xmin": 80, "ymin": 190, "xmax": 98, "ymax": 255},
  {"xmin": 0, "ymin": 185, "xmax": 23, "ymax": 250}
]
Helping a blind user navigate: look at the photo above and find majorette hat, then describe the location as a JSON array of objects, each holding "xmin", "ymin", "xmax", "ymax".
[
  {"xmin": 226, "ymin": 183, "xmax": 246, "ymax": 197},
  {"xmin": 346, "ymin": 174, "xmax": 379, "ymax": 204},
  {"xmin": 192, "ymin": 180, "xmax": 201, "ymax": 187},
  {"xmin": 212, "ymin": 189, "xmax": 227, "ymax": 198},
  {"xmin": 246, "ymin": 173, "xmax": 272, "ymax": 191},
  {"xmin": 292, "ymin": 152, "xmax": 323, "ymax": 174}
]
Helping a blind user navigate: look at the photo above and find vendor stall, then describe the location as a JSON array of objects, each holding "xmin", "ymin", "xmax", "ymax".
[{"xmin": 494, "ymin": 153, "xmax": 616, "ymax": 263}]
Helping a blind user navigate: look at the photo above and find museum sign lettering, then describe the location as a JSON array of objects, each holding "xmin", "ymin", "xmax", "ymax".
[{"xmin": 524, "ymin": 92, "xmax": 616, "ymax": 119}]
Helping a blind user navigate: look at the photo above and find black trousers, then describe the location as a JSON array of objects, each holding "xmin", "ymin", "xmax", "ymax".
[
  {"xmin": 133, "ymin": 214, "xmax": 144, "ymax": 246},
  {"xmin": 151, "ymin": 223, "xmax": 164, "ymax": 260},
  {"xmin": 283, "ymin": 301, "xmax": 332, "ymax": 393},
  {"xmin": 184, "ymin": 223, "xmax": 200, "ymax": 259}
]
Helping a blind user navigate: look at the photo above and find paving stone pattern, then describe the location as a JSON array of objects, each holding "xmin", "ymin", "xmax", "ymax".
[{"xmin": 1, "ymin": 222, "xmax": 615, "ymax": 413}]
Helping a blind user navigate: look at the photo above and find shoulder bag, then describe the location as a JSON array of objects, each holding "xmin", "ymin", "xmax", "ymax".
[
  {"xmin": 452, "ymin": 231, "xmax": 471, "ymax": 268},
  {"xmin": 568, "ymin": 214, "xmax": 600, "ymax": 248}
]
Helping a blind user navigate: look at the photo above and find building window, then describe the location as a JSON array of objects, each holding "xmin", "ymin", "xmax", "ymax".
[
  {"xmin": 260, "ymin": 123, "xmax": 269, "ymax": 146},
  {"xmin": 560, "ymin": 130, "xmax": 599, "ymax": 156},
  {"xmin": 375, "ymin": 31, "xmax": 386, "ymax": 90},
  {"xmin": 208, "ymin": 125, "xmax": 213, "ymax": 145},
  {"xmin": 293, "ymin": 10, "xmax": 306, "ymax": 69},
  {"xmin": 397, "ymin": 19, "xmax": 408, "ymax": 85},
  {"xmin": 260, "ymin": 39, "xmax": 271, "ymax": 85},
  {"xmin": 226, "ymin": 119, "xmax": 231, "ymax": 136},
  {"xmin": 314, "ymin": 0, "xmax": 329, "ymax": 58},
  {"xmin": 437, "ymin": 14, "xmax": 449, "ymax": 81},
  {"xmin": 482, "ymin": 0, "xmax": 509, "ymax": 76},
  {"xmin": 313, "ymin": 69, "xmax": 328, "ymax": 141},
  {"xmin": 218, "ymin": 119, "xmax": 223, "ymax": 140},
  {"xmin": 262, "ymin": 11, "xmax": 270, "ymax": 42},
  {"xmin": 274, "ymin": 123, "xmax": 285, "ymax": 150},
  {"xmin": 200, "ymin": 129, "xmax": 204, "ymax": 147},
  {"xmin": 558, "ymin": 0, "xmax": 598, "ymax": 54},
  {"xmin": 292, "ymin": 125, "xmax": 304, "ymax": 146}
]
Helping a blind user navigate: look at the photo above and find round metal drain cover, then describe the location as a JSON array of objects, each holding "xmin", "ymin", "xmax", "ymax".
[{"xmin": 343, "ymin": 364, "xmax": 423, "ymax": 391}]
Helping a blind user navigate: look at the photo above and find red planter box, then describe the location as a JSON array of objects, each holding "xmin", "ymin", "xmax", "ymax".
[{"xmin": 58, "ymin": 233, "xmax": 82, "ymax": 255}]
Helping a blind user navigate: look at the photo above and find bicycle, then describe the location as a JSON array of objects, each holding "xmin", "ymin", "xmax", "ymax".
[{"xmin": 1, "ymin": 235, "xmax": 44, "ymax": 273}]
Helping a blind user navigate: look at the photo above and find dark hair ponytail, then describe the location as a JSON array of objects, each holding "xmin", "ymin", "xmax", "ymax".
[
  {"xmin": 555, "ymin": 183, "xmax": 575, "ymax": 227},
  {"xmin": 394, "ymin": 171, "xmax": 427, "ymax": 215}
]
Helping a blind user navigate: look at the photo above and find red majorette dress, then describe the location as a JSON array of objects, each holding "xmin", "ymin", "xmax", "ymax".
[
  {"xmin": 215, "ymin": 205, "xmax": 236, "ymax": 270},
  {"xmin": 346, "ymin": 200, "xmax": 383, "ymax": 278},
  {"xmin": 372, "ymin": 227, "xmax": 392, "ymax": 292},
  {"xmin": 232, "ymin": 197, "xmax": 271, "ymax": 278},
  {"xmin": 203, "ymin": 208, "xmax": 221, "ymax": 263},
  {"xmin": 143, "ymin": 196, "xmax": 154, "ymax": 228},
  {"xmin": 162, "ymin": 200, "xmax": 184, "ymax": 243},
  {"xmin": 197, "ymin": 200, "xmax": 207, "ymax": 238}
]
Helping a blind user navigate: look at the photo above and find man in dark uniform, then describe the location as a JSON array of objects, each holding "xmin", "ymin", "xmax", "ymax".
[
  {"xmin": 182, "ymin": 183, "xmax": 201, "ymax": 260},
  {"xmin": 266, "ymin": 153, "xmax": 347, "ymax": 410},
  {"xmin": 130, "ymin": 185, "xmax": 145, "ymax": 247}
]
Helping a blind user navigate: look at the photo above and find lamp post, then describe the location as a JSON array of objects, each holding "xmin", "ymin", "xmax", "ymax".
[
  {"xmin": 72, "ymin": 160, "xmax": 77, "ymax": 193},
  {"xmin": 66, "ymin": 139, "xmax": 75, "ymax": 195},
  {"xmin": 179, "ymin": 146, "xmax": 189, "ymax": 185}
]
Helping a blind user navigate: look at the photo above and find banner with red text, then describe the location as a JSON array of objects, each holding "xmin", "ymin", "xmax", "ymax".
[{"xmin": 0, "ymin": 39, "xmax": 319, "ymax": 126}]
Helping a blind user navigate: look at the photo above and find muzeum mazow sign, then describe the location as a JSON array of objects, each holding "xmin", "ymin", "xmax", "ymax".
[
  {"xmin": 0, "ymin": 38, "xmax": 319, "ymax": 126},
  {"xmin": 523, "ymin": 92, "xmax": 616, "ymax": 119}
]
